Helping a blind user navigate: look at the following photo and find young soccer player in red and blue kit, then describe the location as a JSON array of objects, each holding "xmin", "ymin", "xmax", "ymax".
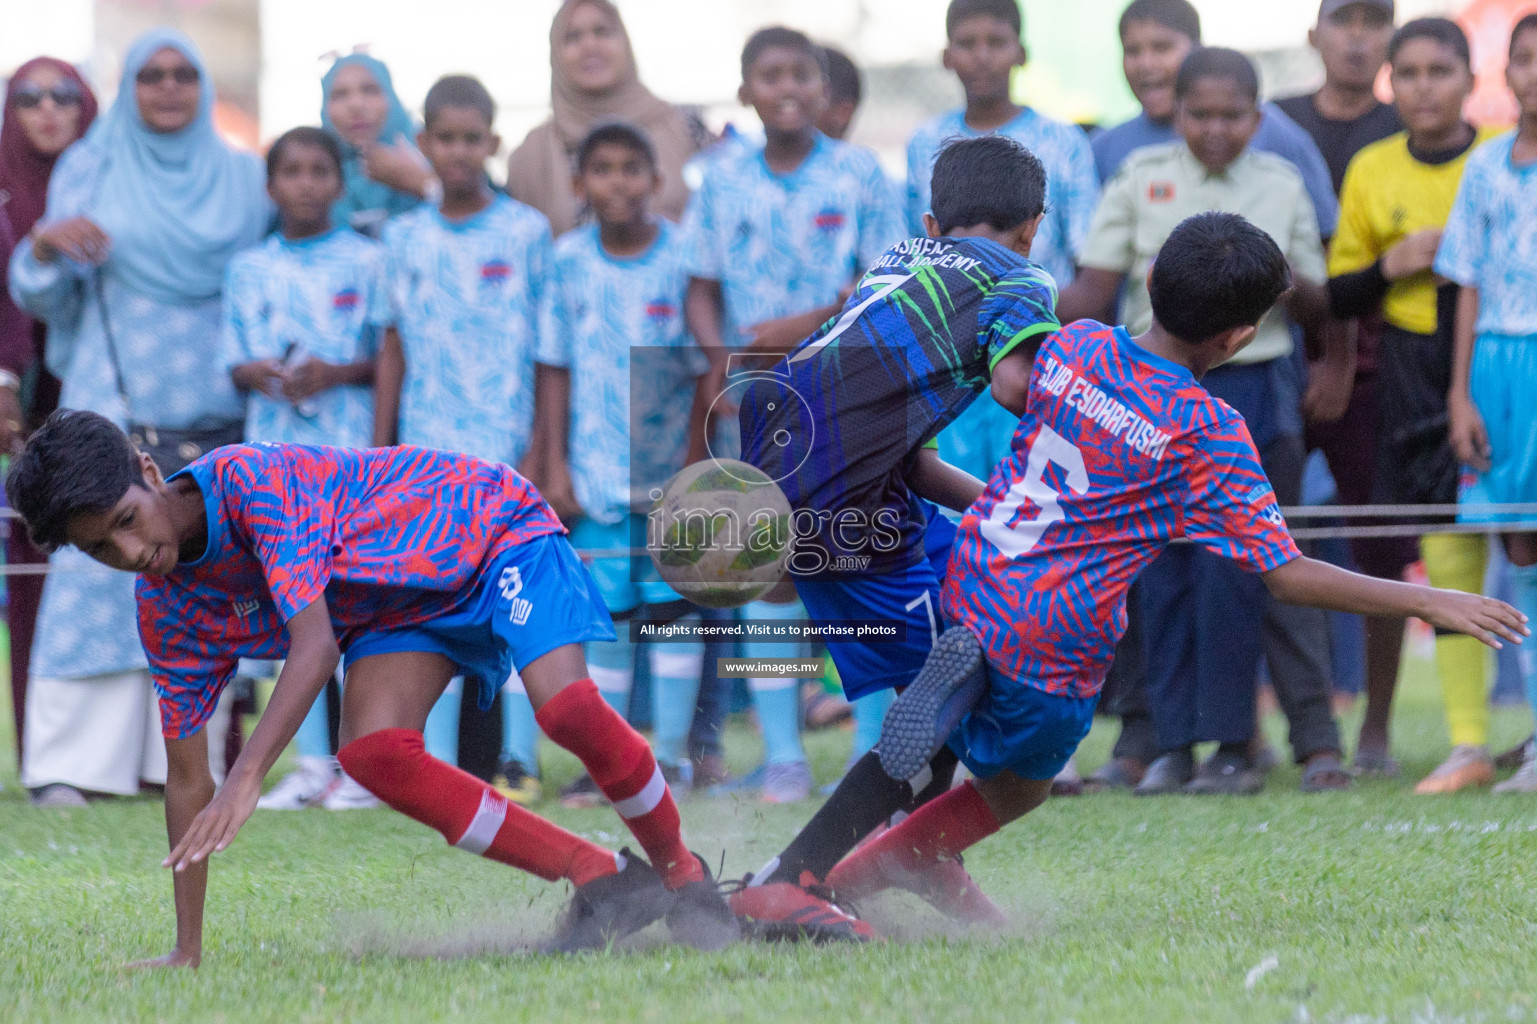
[
  {"xmin": 5, "ymin": 434, "xmax": 736, "ymax": 965},
  {"xmin": 819, "ymin": 213, "xmax": 1526, "ymax": 909}
]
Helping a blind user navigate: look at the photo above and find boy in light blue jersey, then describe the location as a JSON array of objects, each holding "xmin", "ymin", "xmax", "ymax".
[
  {"xmin": 375, "ymin": 76, "xmax": 550, "ymax": 792},
  {"xmin": 536, "ymin": 123, "xmax": 708, "ymax": 807},
  {"xmin": 224, "ymin": 127, "xmax": 386, "ymax": 813},
  {"xmin": 682, "ymin": 26, "xmax": 905, "ymax": 803},
  {"xmin": 1439, "ymin": 13, "xmax": 1537, "ymax": 791},
  {"xmin": 903, "ymin": 0, "xmax": 1098, "ymax": 288}
]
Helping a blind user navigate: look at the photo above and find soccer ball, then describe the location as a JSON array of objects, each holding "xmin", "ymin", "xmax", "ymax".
[{"xmin": 648, "ymin": 459, "xmax": 792, "ymax": 608}]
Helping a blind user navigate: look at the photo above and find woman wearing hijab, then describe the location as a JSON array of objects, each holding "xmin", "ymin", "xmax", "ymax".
[
  {"xmin": 507, "ymin": 0, "xmax": 700, "ymax": 236},
  {"xmin": 0, "ymin": 56, "xmax": 96, "ymax": 773},
  {"xmin": 321, "ymin": 53, "xmax": 431, "ymax": 237},
  {"xmin": 9, "ymin": 29, "xmax": 268, "ymax": 805}
]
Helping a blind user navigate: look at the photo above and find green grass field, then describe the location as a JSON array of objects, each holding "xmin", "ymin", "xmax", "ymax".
[{"xmin": 4, "ymin": 648, "xmax": 1537, "ymax": 1024}]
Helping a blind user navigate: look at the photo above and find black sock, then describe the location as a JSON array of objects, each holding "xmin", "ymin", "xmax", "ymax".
[
  {"xmin": 763, "ymin": 746, "xmax": 961, "ymax": 886},
  {"xmin": 763, "ymin": 751, "xmax": 909, "ymax": 885}
]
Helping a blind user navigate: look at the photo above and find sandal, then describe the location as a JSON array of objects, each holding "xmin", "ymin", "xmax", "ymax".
[
  {"xmin": 1300, "ymin": 752, "xmax": 1352, "ymax": 792},
  {"xmin": 1351, "ymin": 748, "xmax": 1402, "ymax": 778}
]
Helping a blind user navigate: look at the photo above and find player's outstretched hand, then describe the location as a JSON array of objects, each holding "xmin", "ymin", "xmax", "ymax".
[
  {"xmin": 125, "ymin": 948, "xmax": 200, "ymax": 970},
  {"xmin": 1421, "ymin": 589, "xmax": 1530, "ymax": 650},
  {"xmin": 163, "ymin": 774, "xmax": 261, "ymax": 872}
]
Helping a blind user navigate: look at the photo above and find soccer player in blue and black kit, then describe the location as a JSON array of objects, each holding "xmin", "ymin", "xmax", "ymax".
[
  {"xmin": 729, "ymin": 135, "xmax": 1060, "ymax": 938},
  {"xmin": 818, "ymin": 213, "xmax": 1525, "ymax": 915}
]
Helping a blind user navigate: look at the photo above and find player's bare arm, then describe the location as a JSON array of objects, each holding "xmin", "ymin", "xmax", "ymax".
[
  {"xmin": 989, "ymin": 347, "xmax": 1034, "ymax": 415},
  {"xmin": 530, "ymin": 362, "xmax": 578, "ymax": 519},
  {"xmin": 127, "ymin": 729, "xmax": 214, "ymax": 970},
  {"xmin": 1263, "ymin": 555, "xmax": 1529, "ymax": 649},
  {"xmin": 165, "ymin": 597, "xmax": 339, "ymax": 874},
  {"xmin": 908, "ymin": 446, "xmax": 985, "ymax": 513}
]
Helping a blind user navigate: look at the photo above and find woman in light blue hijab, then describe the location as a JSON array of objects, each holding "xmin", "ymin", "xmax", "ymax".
[
  {"xmin": 8, "ymin": 28, "xmax": 267, "ymax": 804},
  {"xmin": 321, "ymin": 54, "xmax": 430, "ymax": 236}
]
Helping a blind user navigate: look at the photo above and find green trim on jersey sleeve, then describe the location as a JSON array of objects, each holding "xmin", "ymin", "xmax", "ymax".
[
  {"xmin": 922, "ymin": 437, "xmax": 940, "ymax": 450},
  {"xmin": 988, "ymin": 320, "xmax": 1059, "ymax": 373}
]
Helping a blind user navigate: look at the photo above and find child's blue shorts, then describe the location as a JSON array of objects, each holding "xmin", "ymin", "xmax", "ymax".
[
  {"xmin": 792, "ymin": 503, "xmax": 959, "ymax": 702},
  {"xmin": 1459, "ymin": 333, "xmax": 1537, "ymax": 524},
  {"xmin": 948, "ymin": 667, "xmax": 1096, "ymax": 781},
  {"xmin": 568, "ymin": 514, "xmax": 685, "ymax": 613},
  {"xmin": 345, "ymin": 534, "xmax": 616, "ymax": 709}
]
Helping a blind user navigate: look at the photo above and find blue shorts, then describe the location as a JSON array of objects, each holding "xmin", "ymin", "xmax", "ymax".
[
  {"xmin": 1459, "ymin": 334, "xmax": 1537, "ymax": 524},
  {"xmin": 794, "ymin": 503, "xmax": 957, "ymax": 702},
  {"xmin": 949, "ymin": 668, "xmax": 1096, "ymax": 781},
  {"xmin": 568, "ymin": 514, "xmax": 684, "ymax": 613},
  {"xmin": 345, "ymin": 534, "xmax": 616, "ymax": 709}
]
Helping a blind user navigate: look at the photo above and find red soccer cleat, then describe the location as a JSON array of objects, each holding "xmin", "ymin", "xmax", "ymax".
[
  {"xmin": 827, "ymin": 824, "xmax": 1007, "ymax": 926},
  {"xmin": 727, "ymin": 879, "xmax": 878, "ymax": 943}
]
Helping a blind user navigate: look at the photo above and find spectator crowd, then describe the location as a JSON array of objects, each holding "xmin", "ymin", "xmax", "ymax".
[{"xmin": 4, "ymin": 0, "xmax": 1537, "ymax": 810}]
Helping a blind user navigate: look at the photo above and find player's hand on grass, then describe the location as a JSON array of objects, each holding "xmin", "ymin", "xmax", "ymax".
[
  {"xmin": 1448, "ymin": 392, "xmax": 1492, "ymax": 472},
  {"xmin": 1381, "ymin": 229, "xmax": 1442, "ymax": 281},
  {"xmin": 125, "ymin": 947, "xmax": 200, "ymax": 970},
  {"xmin": 164, "ymin": 772, "xmax": 261, "ymax": 872},
  {"xmin": 1420, "ymin": 589, "xmax": 1529, "ymax": 650}
]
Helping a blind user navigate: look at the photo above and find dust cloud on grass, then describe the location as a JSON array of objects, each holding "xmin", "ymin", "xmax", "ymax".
[{"xmin": 330, "ymin": 793, "xmax": 1060, "ymax": 959}]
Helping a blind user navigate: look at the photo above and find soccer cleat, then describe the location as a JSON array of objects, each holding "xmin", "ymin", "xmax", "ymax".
[
  {"xmin": 321, "ymin": 772, "xmax": 381, "ymax": 810},
  {"xmin": 543, "ymin": 850, "xmax": 676, "ymax": 954},
  {"xmin": 828, "ymin": 823, "xmax": 1006, "ymax": 926},
  {"xmin": 664, "ymin": 854, "xmax": 740, "ymax": 951},
  {"xmin": 1413, "ymin": 745, "xmax": 1494, "ymax": 795},
  {"xmin": 558, "ymin": 772, "xmax": 607, "ymax": 810},
  {"xmin": 492, "ymin": 760, "xmax": 543, "ymax": 807},
  {"xmin": 761, "ymin": 761, "xmax": 813, "ymax": 804},
  {"xmin": 877, "ymin": 626, "xmax": 986, "ymax": 782},
  {"xmin": 727, "ymin": 878, "xmax": 877, "ymax": 943},
  {"xmin": 256, "ymin": 756, "xmax": 339, "ymax": 810}
]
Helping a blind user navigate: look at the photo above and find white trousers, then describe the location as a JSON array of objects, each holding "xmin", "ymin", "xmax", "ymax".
[{"xmin": 20, "ymin": 670, "xmax": 230, "ymax": 794}]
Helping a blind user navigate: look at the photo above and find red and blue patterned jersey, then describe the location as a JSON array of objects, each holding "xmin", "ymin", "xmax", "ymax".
[
  {"xmin": 941, "ymin": 321, "xmax": 1300, "ymax": 699},
  {"xmin": 138, "ymin": 444, "xmax": 563, "ymax": 738}
]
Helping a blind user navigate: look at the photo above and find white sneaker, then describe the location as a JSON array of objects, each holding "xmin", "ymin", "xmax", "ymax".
[
  {"xmin": 321, "ymin": 772, "xmax": 380, "ymax": 810},
  {"xmin": 1493, "ymin": 743, "xmax": 1537, "ymax": 794},
  {"xmin": 256, "ymin": 756, "xmax": 338, "ymax": 810}
]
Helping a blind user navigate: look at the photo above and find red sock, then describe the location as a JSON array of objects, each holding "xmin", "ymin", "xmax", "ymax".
[
  {"xmin": 537, "ymin": 678, "xmax": 703, "ymax": 889},
  {"xmin": 338, "ymin": 728, "xmax": 618, "ymax": 887},
  {"xmin": 824, "ymin": 780, "xmax": 1000, "ymax": 898}
]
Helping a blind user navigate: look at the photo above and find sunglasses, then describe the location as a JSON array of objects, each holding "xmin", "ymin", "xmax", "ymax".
[
  {"xmin": 11, "ymin": 82, "xmax": 84, "ymax": 109},
  {"xmin": 135, "ymin": 65, "xmax": 200, "ymax": 87}
]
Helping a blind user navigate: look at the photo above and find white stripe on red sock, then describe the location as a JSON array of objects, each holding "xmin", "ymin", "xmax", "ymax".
[
  {"xmin": 612, "ymin": 764, "xmax": 666, "ymax": 819},
  {"xmin": 454, "ymin": 789, "xmax": 509, "ymax": 855}
]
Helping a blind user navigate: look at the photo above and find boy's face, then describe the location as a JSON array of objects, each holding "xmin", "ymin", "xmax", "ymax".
[
  {"xmin": 1120, "ymin": 18, "xmax": 1196, "ymax": 122},
  {"xmin": 740, "ymin": 44, "xmax": 825, "ymax": 136},
  {"xmin": 1390, "ymin": 37, "xmax": 1473, "ymax": 139},
  {"xmin": 574, "ymin": 141, "xmax": 659, "ymax": 226},
  {"xmin": 1310, "ymin": 3, "xmax": 1394, "ymax": 94},
  {"xmin": 65, "ymin": 457, "xmax": 181, "ymax": 576},
  {"xmin": 943, "ymin": 15, "xmax": 1027, "ymax": 105},
  {"xmin": 1176, "ymin": 76, "xmax": 1261, "ymax": 174},
  {"xmin": 268, "ymin": 142, "xmax": 343, "ymax": 228},
  {"xmin": 817, "ymin": 96, "xmax": 858, "ymax": 140},
  {"xmin": 1506, "ymin": 28, "xmax": 1537, "ymax": 118},
  {"xmin": 418, "ymin": 106, "xmax": 500, "ymax": 193}
]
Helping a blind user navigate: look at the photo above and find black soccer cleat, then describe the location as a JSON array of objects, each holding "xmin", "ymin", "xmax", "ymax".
[
  {"xmin": 877, "ymin": 626, "xmax": 987, "ymax": 783},
  {"xmin": 664, "ymin": 853, "xmax": 740, "ymax": 951},
  {"xmin": 543, "ymin": 849, "xmax": 676, "ymax": 954}
]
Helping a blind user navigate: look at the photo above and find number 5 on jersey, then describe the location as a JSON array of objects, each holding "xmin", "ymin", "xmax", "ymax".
[{"xmin": 981, "ymin": 425, "xmax": 1088, "ymax": 558}]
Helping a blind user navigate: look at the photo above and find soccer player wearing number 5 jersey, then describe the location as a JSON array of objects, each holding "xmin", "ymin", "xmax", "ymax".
[{"xmin": 822, "ymin": 212, "xmax": 1528, "ymax": 908}]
